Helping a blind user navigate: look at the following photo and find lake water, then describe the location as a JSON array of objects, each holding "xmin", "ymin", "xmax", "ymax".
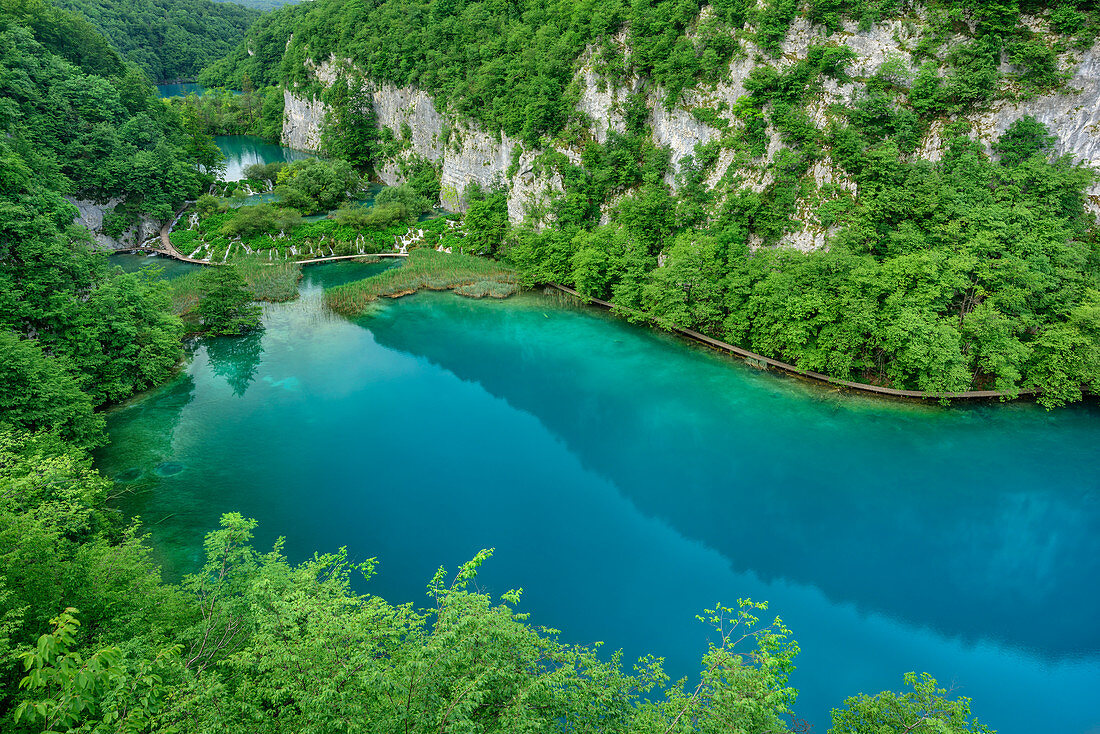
[
  {"xmin": 156, "ymin": 82, "xmax": 206, "ymax": 97},
  {"xmin": 96, "ymin": 262, "xmax": 1100, "ymax": 733},
  {"xmin": 214, "ymin": 135, "xmax": 312, "ymax": 181}
]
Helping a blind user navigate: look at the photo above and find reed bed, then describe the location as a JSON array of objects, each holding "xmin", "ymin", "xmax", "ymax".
[
  {"xmin": 165, "ymin": 256, "xmax": 303, "ymax": 317},
  {"xmin": 165, "ymin": 271, "xmax": 205, "ymax": 315},
  {"xmin": 232, "ymin": 255, "xmax": 302, "ymax": 302},
  {"xmin": 324, "ymin": 249, "xmax": 518, "ymax": 316}
]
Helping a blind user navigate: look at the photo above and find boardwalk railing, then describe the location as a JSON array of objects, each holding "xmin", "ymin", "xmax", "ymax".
[{"xmin": 548, "ymin": 284, "xmax": 1036, "ymax": 401}]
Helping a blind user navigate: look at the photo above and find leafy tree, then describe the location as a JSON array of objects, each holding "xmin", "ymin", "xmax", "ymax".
[
  {"xmin": 829, "ymin": 672, "xmax": 993, "ymax": 734},
  {"xmin": 274, "ymin": 158, "xmax": 361, "ymax": 214},
  {"xmin": 0, "ymin": 332, "xmax": 103, "ymax": 448},
  {"xmin": 196, "ymin": 264, "xmax": 262, "ymax": 335},
  {"xmin": 464, "ymin": 191, "xmax": 509, "ymax": 255},
  {"xmin": 993, "ymin": 115, "xmax": 1057, "ymax": 167}
]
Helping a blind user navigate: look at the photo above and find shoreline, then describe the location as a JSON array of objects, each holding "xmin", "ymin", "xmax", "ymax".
[
  {"xmin": 114, "ymin": 223, "xmax": 1051, "ymax": 404},
  {"xmin": 547, "ymin": 284, "xmax": 1045, "ymax": 403}
]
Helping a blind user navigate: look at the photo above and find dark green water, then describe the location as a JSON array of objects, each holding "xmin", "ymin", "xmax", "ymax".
[
  {"xmin": 96, "ymin": 263, "xmax": 1100, "ymax": 733},
  {"xmin": 213, "ymin": 135, "xmax": 312, "ymax": 181},
  {"xmin": 156, "ymin": 82, "xmax": 205, "ymax": 97}
]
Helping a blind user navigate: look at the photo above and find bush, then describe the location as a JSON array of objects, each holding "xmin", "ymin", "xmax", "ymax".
[
  {"xmin": 243, "ymin": 161, "xmax": 286, "ymax": 182},
  {"xmin": 375, "ymin": 184, "xmax": 432, "ymax": 216},
  {"xmin": 275, "ymin": 158, "xmax": 361, "ymax": 214},
  {"xmin": 993, "ymin": 116, "xmax": 1056, "ymax": 167},
  {"xmin": 196, "ymin": 264, "xmax": 262, "ymax": 335},
  {"xmin": 196, "ymin": 194, "xmax": 229, "ymax": 218},
  {"xmin": 335, "ymin": 202, "xmax": 409, "ymax": 229},
  {"xmin": 220, "ymin": 204, "xmax": 303, "ymax": 238}
]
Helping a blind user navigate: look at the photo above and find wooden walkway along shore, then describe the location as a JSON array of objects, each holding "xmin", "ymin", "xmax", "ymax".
[{"xmin": 548, "ymin": 283, "xmax": 1038, "ymax": 401}]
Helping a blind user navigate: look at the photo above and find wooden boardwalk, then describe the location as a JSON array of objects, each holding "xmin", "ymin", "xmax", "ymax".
[
  {"xmin": 548, "ymin": 284, "xmax": 1037, "ymax": 402},
  {"xmin": 141, "ymin": 207, "xmax": 409, "ymax": 267}
]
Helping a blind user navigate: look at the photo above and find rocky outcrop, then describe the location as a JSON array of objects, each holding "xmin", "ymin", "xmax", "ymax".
[
  {"xmin": 67, "ymin": 197, "xmax": 159, "ymax": 250},
  {"xmin": 284, "ymin": 71, "xmax": 564, "ymax": 224}
]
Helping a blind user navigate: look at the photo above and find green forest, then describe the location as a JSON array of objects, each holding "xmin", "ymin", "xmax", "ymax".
[
  {"xmin": 51, "ymin": 0, "xmax": 259, "ymax": 81},
  {"xmin": 1, "ymin": 0, "xmax": 1097, "ymax": 731}
]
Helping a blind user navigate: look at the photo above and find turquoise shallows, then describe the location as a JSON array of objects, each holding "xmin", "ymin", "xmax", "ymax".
[{"xmin": 96, "ymin": 263, "xmax": 1100, "ymax": 734}]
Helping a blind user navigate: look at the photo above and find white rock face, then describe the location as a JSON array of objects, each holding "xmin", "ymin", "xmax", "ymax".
[
  {"xmin": 282, "ymin": 8, "xmax": 1100, "ymax": 241},
  {"xmin": 649, "ymin": 88, "xmax": 721, "ymax": 185},
  {"xmin": 282, "ymin": 89, "xmax": 326, "ymax": 151},
  {"xmin": 973, "ymin": 43, "xmax": 1100, "ymax": 207},
  {"xmin": 284, "ymin": 70, "xmax": 564, "ymax": 224},
  {"xmin": 67, "ymin": 197, "xmax": 159, "ymax": 250}
]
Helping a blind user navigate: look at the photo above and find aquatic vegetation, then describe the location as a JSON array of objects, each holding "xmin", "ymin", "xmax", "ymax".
[
  {"xmin": 231, "ymin": 255, "xmax": 302, "ymax": 302},
  {"xmin": 166, "ymin": 256, "xmax": 299, "ymax": 327},
  {"xmin": 324, "ymin": 249, "xmax": 518, "ymax": 315}
]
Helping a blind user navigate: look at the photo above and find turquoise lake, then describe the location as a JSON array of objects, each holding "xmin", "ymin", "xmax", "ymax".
[
  {"xmin": 96, "ymin": 261, "xmax": 1100, "ymax": 733},
  {"xmin": 155, "ymin": 82, "xmax": 206, "ymax": 97},
  {"xmin": 213, "ymin": 135, "xmax": 312, "ymax": 181}
]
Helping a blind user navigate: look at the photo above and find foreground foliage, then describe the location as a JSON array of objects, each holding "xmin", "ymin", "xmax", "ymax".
[{"xmin": 0, "ymin": 425, "xmax": 994, "ymax": 733}]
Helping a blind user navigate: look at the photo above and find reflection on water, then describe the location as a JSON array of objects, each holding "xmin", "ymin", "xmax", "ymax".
[
  {"xmin": 214, "ymin": 135, "xmax": 312, "ymax": 181},
  {"xmin": 95, "ymin": 267, "xmax": 1100, "ymax": 734},
  {"xmin": 206, "ymin": 332, "xmax": 264, "ymax": 397}
]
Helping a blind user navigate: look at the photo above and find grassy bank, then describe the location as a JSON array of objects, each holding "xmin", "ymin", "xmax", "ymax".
[
  {"xmin": 324, "ymin": 249, "xmax": 518, "ymax": 316},
  {"xmin": 166, "ymin": 256, "xmax": 303, "ymax": 316},
  {"xmin": 232, "ymin": 256, "xmax": 303, "ymax": 302}
]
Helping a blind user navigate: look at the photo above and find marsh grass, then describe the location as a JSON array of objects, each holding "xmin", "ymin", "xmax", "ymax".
[
  {"xmin": 324, "ymin": 249, "xmax": 518, "ymax": 316},
  {"xmin": 165, "ymin": 256, "xmax": 303, "ymax": 317},
  {"xmin": 232, "ymin": 255, "xmax": 302, "ymax": 302},
  {"xmin": 166, "ymin": 271, "xmax": 205, "ymax": 315}
]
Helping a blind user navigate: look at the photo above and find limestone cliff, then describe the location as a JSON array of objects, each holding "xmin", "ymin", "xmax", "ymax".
[{"xmin": 280, "ymin": 8, "xmax": 1100, "ymax": 246}]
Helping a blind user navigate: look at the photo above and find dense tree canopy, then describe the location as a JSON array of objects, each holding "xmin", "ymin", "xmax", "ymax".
[
  {"xmin": 0, "ymin": 0, "xmax": 214, "ymax": 443},
  {"xmin": 52, "ymin": 0, "xmax": 260, "ymax": 82}
]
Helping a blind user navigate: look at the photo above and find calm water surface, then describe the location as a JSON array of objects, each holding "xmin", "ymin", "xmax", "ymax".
[
  {"xmin": 96, "ymin": 263, "xmax": 1100, "ymax": 733},
  {"xmin": 213, "ymin": 135, "xmax": 312, "ymax": 181},
  {"xmin": 156, "ymin": 82, "xmax": 206, "ymax": 97}
]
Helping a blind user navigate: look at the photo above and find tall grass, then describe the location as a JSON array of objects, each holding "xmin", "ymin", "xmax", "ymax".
[
  {"xmin": 165, "ymin": 271, "xmax": 205, "ymax": 315},
  {"xmin": 324, "ymin": 249, "xmax": 518, "ymax": 316},
  {"xmin": 232, "ymin": 255, "xmax": 302, "ymax": 302},
  {"xmin": 165, "ymin": 256, "xmax": 303, "ymax": 317}
]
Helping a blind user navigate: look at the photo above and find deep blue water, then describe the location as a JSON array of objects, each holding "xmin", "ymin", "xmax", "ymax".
[{"xmin": 96, "ymin": 263, "xmax": 1100, "ymax": 733}]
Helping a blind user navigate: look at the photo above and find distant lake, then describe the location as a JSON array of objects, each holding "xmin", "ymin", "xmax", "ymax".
[
  {"xmin": 214, "ymin": 135, "xmax": 312, "ymax": 181},
  {"xmin": 97, "ymin": 262, "xmax": 1100, "ymax": 734},
  {"xmin": 156, "ymin": 82, "xmax": 206, "ymax": 98}
]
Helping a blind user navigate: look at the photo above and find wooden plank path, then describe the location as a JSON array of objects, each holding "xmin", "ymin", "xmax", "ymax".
[
  {"xmin": 143, "ymin": 206, "xmax": 409, "ymax": 266},
  {"xmin": 548, "ymin": 283, "xmax": 1038, "ymax": 401}
]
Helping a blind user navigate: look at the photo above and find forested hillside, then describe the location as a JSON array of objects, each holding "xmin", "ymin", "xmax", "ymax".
[
  {"xmin": 206, "ymin": 0, "xmax": 1100, "ymax": 404},
  {"xmin": 51, "ymin": 0, "xmax": 259, "ymax": 81},
  {"xmin": 0, "ymin": 0, "xmax": 214, "ymax": 437}
]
